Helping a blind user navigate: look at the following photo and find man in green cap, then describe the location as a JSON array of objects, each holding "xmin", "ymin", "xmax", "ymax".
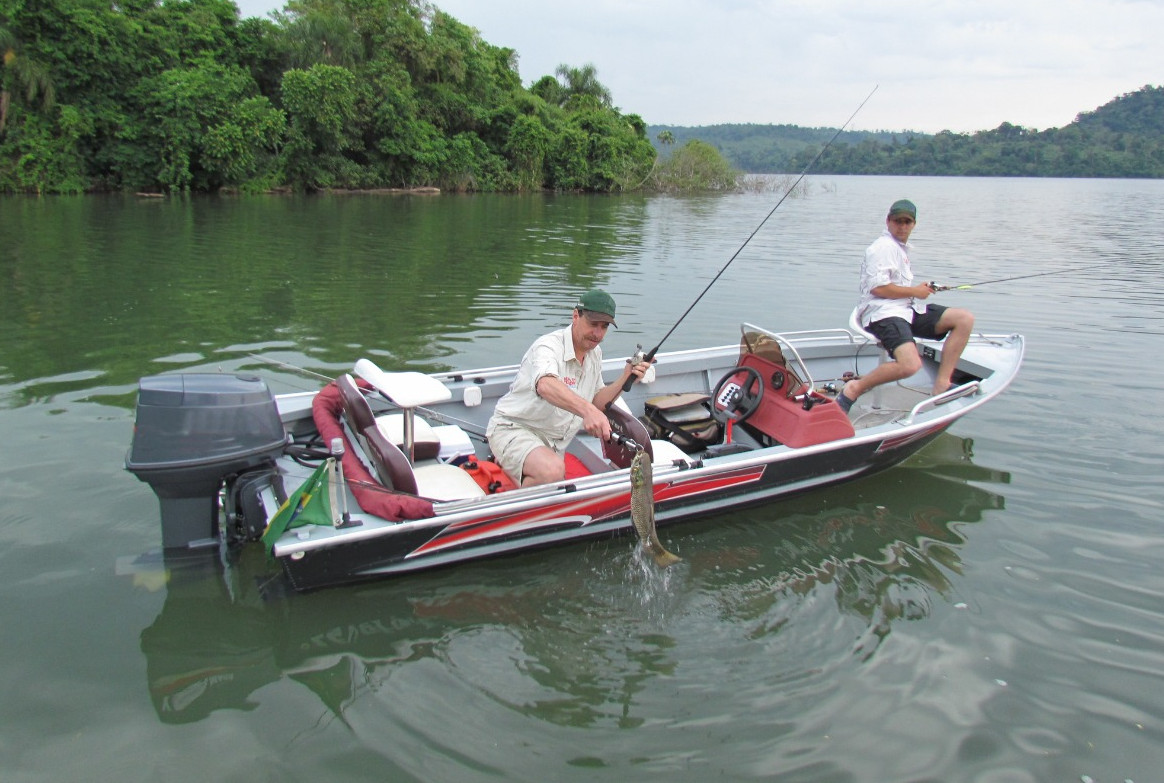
[
  {"xmin": 837, "ymin": 199, "xmax": 975, "ymax": 413},
  {"xmin": 487, "ymin": 289, "xmax": 653, "ymax": 486}
]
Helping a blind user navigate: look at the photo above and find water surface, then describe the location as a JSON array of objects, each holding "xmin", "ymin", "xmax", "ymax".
[{"xmin": 2, "ymin": 177, "xmax": 1162, "ymax": 782}]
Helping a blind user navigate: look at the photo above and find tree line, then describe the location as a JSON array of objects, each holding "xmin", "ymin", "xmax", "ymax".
[
  {"xmin": 651, "ymin": 85, "xmax": 1164, "ymax": 179},
  {"xmin": 0, "ymin": 0, "xmax": 666, "ymax": 194},
  {"xmin": 9, "ymin": 0, "xmax": 1154, "ymax": 194}
]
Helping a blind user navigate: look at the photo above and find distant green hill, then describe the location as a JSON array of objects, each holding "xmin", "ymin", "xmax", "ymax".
[
  {"xmin": 649, "ymin": 85, "xmax": 1164, "ymax": 178},
  {"xmin": 647, "ymin": 124, "xmax": 906, "ymax": 173}
]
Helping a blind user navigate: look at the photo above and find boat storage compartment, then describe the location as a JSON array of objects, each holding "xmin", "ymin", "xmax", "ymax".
[
  {"xmin": 738, "ymin": 353, "xmax": 855, "ymax": 448},
  {"xmin": 126, "ymin": 373, "xmax": 288, "ymax": 549}
]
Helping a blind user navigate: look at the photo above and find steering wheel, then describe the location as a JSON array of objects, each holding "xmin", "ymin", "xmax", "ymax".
[{"xmin": 711, "ymin": 365, "xmax": 764, "ymax": 424}]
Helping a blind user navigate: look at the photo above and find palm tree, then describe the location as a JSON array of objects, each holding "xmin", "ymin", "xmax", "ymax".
[
  {"xmin": 553, "ymin": 63, "xmax": 612, "ymax": 108},
  {"xmin": 1, "ymin": 22, "xmax": 55, "ymax": 134}
]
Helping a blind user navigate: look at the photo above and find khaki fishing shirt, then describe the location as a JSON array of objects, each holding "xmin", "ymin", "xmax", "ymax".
[{"xmin": 487, "ymin": 326, "xmax": 604, "ymax": 453}]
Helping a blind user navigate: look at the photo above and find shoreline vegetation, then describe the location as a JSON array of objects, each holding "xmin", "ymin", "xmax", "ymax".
[
  {"xmin": 2, "ymin": 1, "xmax": 1160, "ymax": 196},
  {"xmin": 650, "ymin": 84, "xmax": 1164, "ymax": 180}
]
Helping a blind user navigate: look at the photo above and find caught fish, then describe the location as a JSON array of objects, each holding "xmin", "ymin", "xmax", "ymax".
[{"xmin": 629, "ymin": 447, "xmax": 681, "ymax": 568}]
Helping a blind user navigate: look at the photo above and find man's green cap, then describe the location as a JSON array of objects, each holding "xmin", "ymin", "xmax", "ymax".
[
  {"xmin": 576, "ymin": 289, "xmax": 617, "ymax": 326},
  {"xmin": 888, "ymin": 199, "xmax": 917, "ymax": 219}
]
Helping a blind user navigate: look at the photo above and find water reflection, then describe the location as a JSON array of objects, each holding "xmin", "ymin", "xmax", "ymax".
[
  {"xmin": 687, "ymin": 434, "xmax": 1007, "ymax": 652},
  {"xmin": 0, "ymin": 194, "xmax": 652, "ymax": 398},
  {"xmin": 134, "ymin": 434, "xmax": 1007, "ymax": 726}
]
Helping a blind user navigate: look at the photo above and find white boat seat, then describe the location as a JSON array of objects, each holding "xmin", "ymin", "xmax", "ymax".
[
  {"xmin": 354, "ymin": 358, "xmax": 451, "ymax": 462},
  {"xmin": 354, "ymin": 358, "xmax": 451, "ymax": 407},
  {"xmin": 363, "ymin": 426, "xmax": 485, "ymax": 501},
  {"xmin": 848, "ymin": 306, "xmax": 892, "ymax": 410},
  {"xmin": 412, "ymin": 462, "xmax": 488, "ymax": 502},
  {"xmin": 848, "ymin": 305, "xmax": 877, "ymax": 345},
  {"xmin": 336, "ymin": 373, "xmax": 442, "ymax": 461}
]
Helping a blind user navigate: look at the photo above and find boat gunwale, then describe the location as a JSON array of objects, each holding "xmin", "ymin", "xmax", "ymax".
[{"xmin": 270, "ymin": 330, "xmax": 1023, "ymax": 559}]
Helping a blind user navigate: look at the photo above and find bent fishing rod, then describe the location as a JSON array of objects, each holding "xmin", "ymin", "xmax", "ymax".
[
  {"xmin": 930, "ymin": 264, "xmax": 1091, "ymax": 292},
  {"xmin": 621, "ymin": 85, "xmax": 879, "ymax": 392}
]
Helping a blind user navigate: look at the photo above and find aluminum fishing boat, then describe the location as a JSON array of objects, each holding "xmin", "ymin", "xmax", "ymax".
[{"xmin": 126, "ymin": 320, "xmax": 1024, "ymax": 591}]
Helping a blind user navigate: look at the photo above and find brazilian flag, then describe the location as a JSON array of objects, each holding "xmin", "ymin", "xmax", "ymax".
[{"xmin": 262, "ymin": 458, "xmax": 339, "ymax": 552}]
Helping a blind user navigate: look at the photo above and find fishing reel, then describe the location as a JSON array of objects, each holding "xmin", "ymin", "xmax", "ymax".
[
  {"xmin": 610, "ymin": 431, "xmax": 644, "ymax": 452},
  {"xmin": 620, "ymin": 344, "xmax": 656, "ymax": 390},
  {"xmin": 928, "ymin": 281, "xmax": 952, "ymax": 292}
]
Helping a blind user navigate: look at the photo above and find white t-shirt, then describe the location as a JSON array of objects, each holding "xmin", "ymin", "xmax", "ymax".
[{"xmin": 857, "ymin": 229, "xmax": 926, "ymax": 327}]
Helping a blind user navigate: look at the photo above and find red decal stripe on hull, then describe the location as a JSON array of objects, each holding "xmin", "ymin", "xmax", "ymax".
[{"xmin": 409, "ymin": 465, "xmax": 766, "ymax": 558}]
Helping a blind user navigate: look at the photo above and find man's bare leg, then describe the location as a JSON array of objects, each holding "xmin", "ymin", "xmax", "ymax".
[
  {"xmin": 520, "ymin": 445, "xmax": 566, "ymax": 487},
  {"xmin": 932, "ymin": 307, "xmax": 974, "ymax": 395},
  {"xmin": 839, "ymin": 343, "xmax": 923, "ymax": 409}
]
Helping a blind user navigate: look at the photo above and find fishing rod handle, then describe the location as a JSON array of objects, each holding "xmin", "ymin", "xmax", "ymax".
[{"xmin": 620, "ymin": 345, "xmax": 653, "ymax": 393}]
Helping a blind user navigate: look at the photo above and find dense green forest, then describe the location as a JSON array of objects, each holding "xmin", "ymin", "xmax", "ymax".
[
  {"xmin": 0, "ymin": 0, "xmax": 663, "ymax": 194},
  {"xmin": 651, "ymin": 85, "xmax": 1164, "ymax": 178},
  {"xmin": 2, "ymin": 0, "xmax": 1161, "ymax": 193}
]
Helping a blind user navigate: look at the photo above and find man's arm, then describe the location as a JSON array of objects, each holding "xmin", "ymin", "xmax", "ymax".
[
  {"xmin": 591, "ymin": 361, "xmax": 642, "ymax": 411},
  {"xmin": 533, "ymin": 359, "xmax": 651, "ymax": 440},
  {"xmin": 535, "ymin": 374, "xmax": 611, "ymax": 439},
  {"xmin": 871, "ymin": 282, "xmax": 935, "ymax": 300}
]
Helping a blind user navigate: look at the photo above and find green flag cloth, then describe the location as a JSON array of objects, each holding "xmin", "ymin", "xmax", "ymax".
[{"xmin": 262, "ymin": 458, "xmax": 339, "ymax": 552}]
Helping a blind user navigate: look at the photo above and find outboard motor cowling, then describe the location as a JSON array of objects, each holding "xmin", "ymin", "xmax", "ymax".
[{"xmin": 126, "ymin": 373, "xmax": 288, "ymax": 549}]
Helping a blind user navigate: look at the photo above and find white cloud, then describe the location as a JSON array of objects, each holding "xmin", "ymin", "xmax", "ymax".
[{"xmin": 233, "ymin": 0, "xmax": 1164, "ymax": 133}]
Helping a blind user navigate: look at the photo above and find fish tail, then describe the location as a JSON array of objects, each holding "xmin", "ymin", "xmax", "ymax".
[{"xmin": 651, "ymin": 548, "xmax": 682, "ymax": 568}]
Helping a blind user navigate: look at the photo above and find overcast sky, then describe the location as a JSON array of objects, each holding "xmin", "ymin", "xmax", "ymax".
[{"xmin": 234, "ymin": 0, "xmax": 1163, "ymax": 134}]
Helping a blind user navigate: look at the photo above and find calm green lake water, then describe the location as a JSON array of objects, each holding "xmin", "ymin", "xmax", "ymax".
[{"xmin": 2, "ymin": 177, "xmax": 1163, "ymax": 782}]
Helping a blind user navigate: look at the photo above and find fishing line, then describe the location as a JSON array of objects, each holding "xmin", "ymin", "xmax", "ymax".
[
  {"xmin": 245, "ymin": 353, "xmax": 333, "ymax": 384},
  {"xmin": 623, "ymin": 85, "xmax": 879, "ymax": 391},
  {"xmin": 934, "ymin": 264, "xmax": 1091, "ymax": 291}
]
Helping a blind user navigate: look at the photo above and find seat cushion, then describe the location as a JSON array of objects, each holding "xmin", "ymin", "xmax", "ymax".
[
  {"xmin": 650, "ymin": 439, "xmax": 694, "ymax": 465},
  {"xmin": 373, "ymin": 414, "xmax": 441, "ymax": 461},
  {"xmin": 413, "ymin": 463, "xmax": 487, "ymax": 501}
]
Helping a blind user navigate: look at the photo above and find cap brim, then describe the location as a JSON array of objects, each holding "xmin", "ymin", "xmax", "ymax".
[{"xmin": 580, "ymin": 309, "xmax": 616, "ymax": 325}]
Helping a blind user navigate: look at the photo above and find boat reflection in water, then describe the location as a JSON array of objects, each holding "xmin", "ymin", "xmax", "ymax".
[
  {"xmin": 134, "ymin": 433, "xmax": 1007, "ymax": 724},
  {"xmin": 683, "ymin": 433, "xmax": 1008, "ymax": 657}
]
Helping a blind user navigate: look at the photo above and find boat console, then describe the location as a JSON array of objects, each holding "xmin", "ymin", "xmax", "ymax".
[{"xmin": 734, "ymin": 352, "xmax": 855, "ymax": 447}]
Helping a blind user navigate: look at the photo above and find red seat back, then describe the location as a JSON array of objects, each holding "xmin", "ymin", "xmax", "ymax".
[
  {"xmin": 362, "ymin": 427, "xmax": 419, "ymax": 495},
  {"xmin": 337, "ymin": 374, "xmax": 376, "ymax": 434}
]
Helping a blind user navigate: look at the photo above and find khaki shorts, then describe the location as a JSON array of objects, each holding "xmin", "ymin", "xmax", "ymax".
[{"xmin": 487, "ymin": 423, "xmax": 560, "ymax": 485}]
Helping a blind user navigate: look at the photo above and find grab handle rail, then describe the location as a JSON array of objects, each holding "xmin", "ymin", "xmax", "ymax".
[
  {"xmin": 900, "ymin": 381, "xmax": 980, "ymax": 424},
  {"xmin": 740, "ymin": 322, "xmax": 816, "ymax": 392}
]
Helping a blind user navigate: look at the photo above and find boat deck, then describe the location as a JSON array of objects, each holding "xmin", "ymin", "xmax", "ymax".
[{"xmin": 845, "ymin": 380, "xmax": 934, "ymax": 429}]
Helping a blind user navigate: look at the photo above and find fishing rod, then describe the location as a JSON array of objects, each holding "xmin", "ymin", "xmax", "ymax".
[
  {"xmin": 245, "ymin": 353, "xmax": 333, "ymax": 384},
  {"xmin": 622, "ymin": 85, "xmax": 879, "ymax": 392},
  {"xmin": 932, "ymin": 264, "xmax": 1091, "ymax": 291}
]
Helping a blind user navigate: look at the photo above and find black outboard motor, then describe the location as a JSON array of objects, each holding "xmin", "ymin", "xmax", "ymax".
[{"xmin": 126, "ymin": 373, "xmax": 288, "ymax": 549}]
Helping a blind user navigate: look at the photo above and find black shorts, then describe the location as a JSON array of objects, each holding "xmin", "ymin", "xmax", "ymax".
[{"xmin": 867, "ymin": 305, "xmax": 948, "ymax": 355}]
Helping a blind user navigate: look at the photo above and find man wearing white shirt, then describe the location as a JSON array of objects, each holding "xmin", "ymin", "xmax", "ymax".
[
  {"xmin": 838, "ymin": 199, "xmax": 974, "ymax": 413},
  {"xmin": 487, "ymin": 289, "xmax": 651, "ymax": 486}
]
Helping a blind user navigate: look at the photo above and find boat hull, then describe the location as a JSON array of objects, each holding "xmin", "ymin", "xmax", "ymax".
[
  {"xmin": 278, "ymin": 423, "xmax": 951, "ymax": 591},
  {"xmin": 128, "ymin": 323, "xmax": 1023, "ymax": 592}
]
